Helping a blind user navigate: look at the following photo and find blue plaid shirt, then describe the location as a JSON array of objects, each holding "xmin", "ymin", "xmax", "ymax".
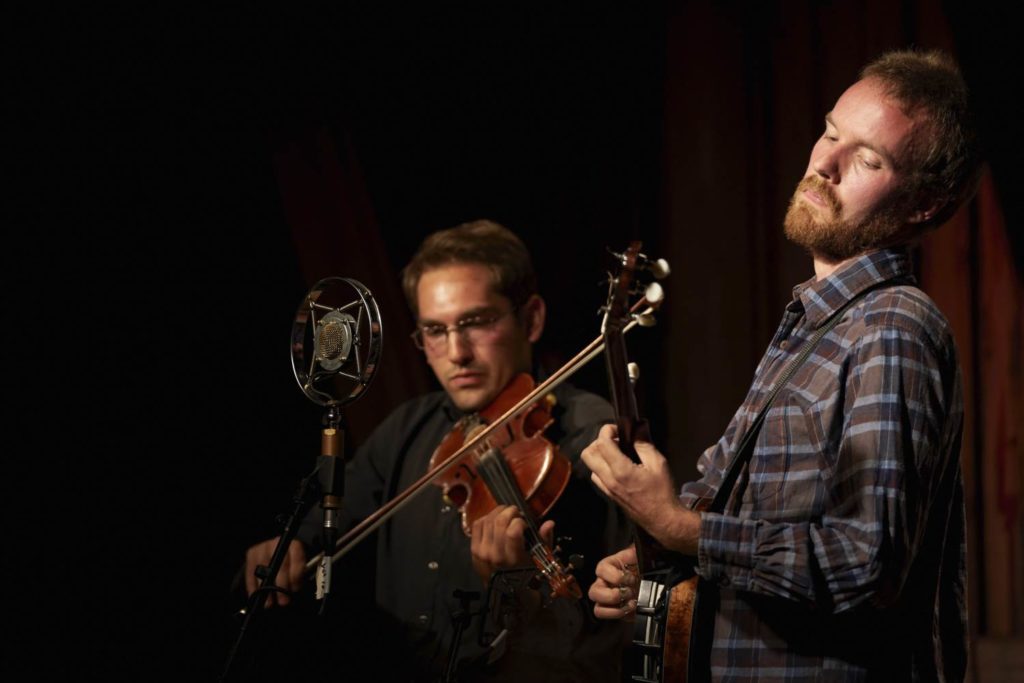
[{"xmin": 680, "ymin": 248, "xmax": 967, "ymax": 681}]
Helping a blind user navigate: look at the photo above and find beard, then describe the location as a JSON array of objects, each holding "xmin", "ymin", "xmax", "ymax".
[{"xmin": 783, "ymin": 176, "xmax": 912, "ymax": 264}]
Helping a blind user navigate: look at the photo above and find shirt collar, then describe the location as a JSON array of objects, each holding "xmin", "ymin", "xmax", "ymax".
[
  {"xmin": 440, "ymin": 393, "xmax": 464, "ymax": 422},
  {"xmin": 792, "ymin": 248, "xmax": 916, "ymax": 328}
]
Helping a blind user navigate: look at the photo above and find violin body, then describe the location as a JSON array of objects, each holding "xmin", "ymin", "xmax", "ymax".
[{"xmin": 429, "ymin": 374, "xmax": 571, "ymax": 535}]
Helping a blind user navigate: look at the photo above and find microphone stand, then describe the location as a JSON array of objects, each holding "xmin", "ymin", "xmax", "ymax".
[
  {"xmin": 220, "ymin": 406, "xmax": 348, "ymax": 681},
  {"xmin": 220, "ymin": 468, "xmax": 319, "ymax": 683}
]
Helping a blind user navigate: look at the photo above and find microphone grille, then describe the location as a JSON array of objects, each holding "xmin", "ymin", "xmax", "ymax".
[
  {"xmin": 314, "ymin": 311, "xmax": 355, "ymax": 371},
  {"xmin": 317, "ymin": 321, "xmax": 347, "ymax": 361}
]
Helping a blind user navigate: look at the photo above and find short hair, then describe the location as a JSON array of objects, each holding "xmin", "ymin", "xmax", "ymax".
[
  {"xmin": 861, "ymin": 48, "xmax": 983, "ymax": 229},
  {"xmin": 401, "ymin": 219, "xmax": 538, "ymax": 317}
]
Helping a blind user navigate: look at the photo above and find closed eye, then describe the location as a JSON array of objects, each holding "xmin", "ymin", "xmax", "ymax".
[{"xmin": 456, "ymin": 315, "xmax": 493, "ymax": 330}]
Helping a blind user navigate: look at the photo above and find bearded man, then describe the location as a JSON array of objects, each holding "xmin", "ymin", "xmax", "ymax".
[{"xmin": 583, "ymin": 49, "xmax": 981, "ymax": 682}]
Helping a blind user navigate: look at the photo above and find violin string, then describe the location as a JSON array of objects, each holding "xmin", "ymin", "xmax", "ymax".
[
  {"xmin": 478, "ymin": 444, "xmax": 543, "ymax": 541},
  {"xmin": 476, "ymin": 445, "xmax": 562, "ymax": 581}
]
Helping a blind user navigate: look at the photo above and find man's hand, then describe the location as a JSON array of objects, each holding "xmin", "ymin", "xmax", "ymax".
[
  {"xmin": 244, "ymin": 537, "xmax": 306, "ymax": 608},
  {"xmin": 589, "ymin": 545, "xmax": 640, "ymax": 620},
  {"xmin": 469, "ymin": 505, "xmax": 554, "ymax": 583},
  {"xmin": 582, "ymin": 424, "xmax": 700, "ymax": 555}
]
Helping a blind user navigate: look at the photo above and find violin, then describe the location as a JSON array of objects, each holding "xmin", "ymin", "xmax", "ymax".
[{"xmin": 429, "ymin": 372, "xmax": 578, "ymax": 599}]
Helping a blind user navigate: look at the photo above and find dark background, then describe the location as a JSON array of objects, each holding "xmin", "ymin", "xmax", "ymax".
[{"xmin": 13, "ymin": 2, "xmax": 1019, "ymax": 680}]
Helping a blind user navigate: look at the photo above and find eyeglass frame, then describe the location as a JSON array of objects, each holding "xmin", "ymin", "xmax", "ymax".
[{"xmin": 409, "ymin": 307, "xmax": 520, "ymax": 352}]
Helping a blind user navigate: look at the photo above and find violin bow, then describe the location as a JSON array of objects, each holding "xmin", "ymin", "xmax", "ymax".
[{"xmin": 305, "ymin": 292, "xmax": 664, "ymax": 574}]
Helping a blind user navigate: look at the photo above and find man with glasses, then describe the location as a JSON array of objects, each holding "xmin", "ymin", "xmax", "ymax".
[{"xmin": 244, "ymin": 220, "xmax": 630, "ymax": 681}]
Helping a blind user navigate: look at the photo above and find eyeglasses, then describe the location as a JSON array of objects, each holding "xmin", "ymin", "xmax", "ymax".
[{"xmin": 410, "ymin": 309, "xmax": 517, "ymax": 353}]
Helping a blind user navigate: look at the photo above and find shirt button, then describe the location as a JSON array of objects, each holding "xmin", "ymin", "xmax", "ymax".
[
  {"xmin": 427, "ymin": 561, "xmax": 439, "ymax": 571},
  {"xmin": 441, "ymin": 505, "xmax": 452, "ymax": 513},
  {"xmin": 779, "ymin": 340, "xmax": 789, "ymax": 350},
  {"xmin": 417, "ymin": 614, "xmax": 429, "ymax": 625}
]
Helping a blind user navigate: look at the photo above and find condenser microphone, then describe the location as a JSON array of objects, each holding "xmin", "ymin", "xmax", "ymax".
[
  {"xmin": 292, "ymin": 277, "xmax": 382, "ymax": 408},
  {"xmin": 223, "ymin": 277, "xmax": 384, "ymax": 679},
  {"xmin": 289, "ymin": 277, "xmax": 384, "ymax": 606}
]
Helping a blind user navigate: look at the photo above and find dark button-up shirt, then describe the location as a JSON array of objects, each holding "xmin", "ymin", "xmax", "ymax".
[
  {"xmin": 303, "ymin": 380, "xmax": 631, "ymax": 682},
  {"xmin": 680, "ymin": 248, "xmax": 967, "ymax": 681}
]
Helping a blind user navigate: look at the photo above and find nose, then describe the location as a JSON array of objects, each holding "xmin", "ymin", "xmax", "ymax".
[
  {"xmin": 445, "ymin": 329, "xmax": 474, "ymax": 365},
  {"xmin": 811, "ymin": 143, "xmax": 841, "ymax": 184}
]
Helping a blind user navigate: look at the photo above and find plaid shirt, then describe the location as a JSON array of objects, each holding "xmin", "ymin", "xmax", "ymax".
[{"xmin": 679, "ymin": 248, "xmax": 967, "ymax": 682}]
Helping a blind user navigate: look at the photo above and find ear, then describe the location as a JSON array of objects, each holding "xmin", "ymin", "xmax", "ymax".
[
  {"xmin": 906, "ymin": 197, "xmax": 945, "ymax": 225},
  {"xmin": 521, "ymin": 295, "xmax": 546, "ymax": 343}
]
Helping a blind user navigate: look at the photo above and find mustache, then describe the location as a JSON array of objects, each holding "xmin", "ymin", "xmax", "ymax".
[{"xmin": 797, "ymin": 176, "xmax": 841, "ymax": 214}]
